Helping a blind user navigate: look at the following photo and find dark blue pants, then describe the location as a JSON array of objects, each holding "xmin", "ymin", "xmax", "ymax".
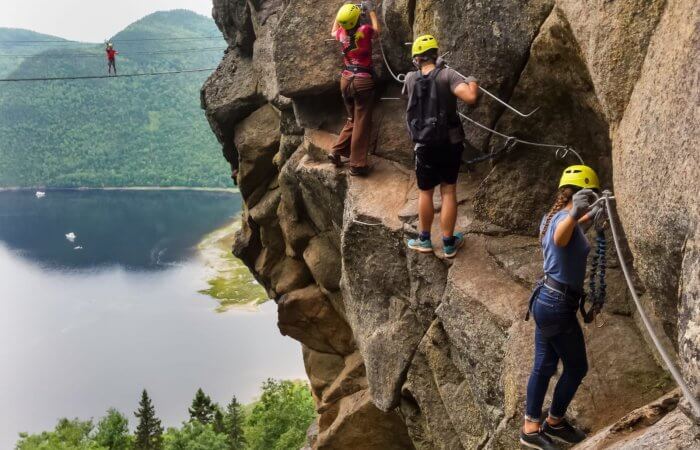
[{"xmin": 525, "ymin": 286, "xmax": 588, "ymax": 421}]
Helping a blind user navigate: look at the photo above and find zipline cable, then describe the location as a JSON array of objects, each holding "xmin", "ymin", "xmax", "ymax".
[
  {"xmin": 603, "ymin": 194, "xmax": 700, "ymax": 417},
  {"xmin": 0, "ymin": 47, "xmax": 226, "ymax": 58},
  {"xmin": 0, "ymin": 36, "xmax": 223, "ymax": 45},
  {"xmin": 0, "ymin": 67, "xmax": 216, "ymax": 82}
]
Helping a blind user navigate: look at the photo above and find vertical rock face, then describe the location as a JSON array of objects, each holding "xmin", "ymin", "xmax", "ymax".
[{"xmin": 202, "ymin": 0, "xmax": 700, "ymax": 448}]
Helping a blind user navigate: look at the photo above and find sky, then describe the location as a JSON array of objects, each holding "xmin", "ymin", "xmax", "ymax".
[{"xmin": 0, "ymin": 0, "xmax": 214, "ymax": 42}]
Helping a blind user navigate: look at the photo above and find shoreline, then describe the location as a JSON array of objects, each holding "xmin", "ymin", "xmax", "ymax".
[
  {"xmin": 0, "ymin": 186, "xmax": 239, "ymax": 193},
  {"xmin": 197, "ymin": 219, "xmax": 269, "ymax": 312}
]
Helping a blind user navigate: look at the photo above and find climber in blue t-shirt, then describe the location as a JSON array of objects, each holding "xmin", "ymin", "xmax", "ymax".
[{"xmin": 520, "ymin": 165, "xmax": 603, "ymax": 450}]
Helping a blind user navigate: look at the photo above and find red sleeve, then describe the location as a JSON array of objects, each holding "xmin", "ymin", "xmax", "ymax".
[
  {"xmin": 360, "ymin": 24, "xmax": 374, "ymax": 39},
  {"xmin": 335, "ymin": 28, "xmax": 344, "ymax": 42}
]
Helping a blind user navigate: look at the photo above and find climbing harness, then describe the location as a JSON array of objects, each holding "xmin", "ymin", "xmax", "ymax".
[
  {"xmin": 345, "ymin": 64, "xmax": 373, "ymax": 76},
  {"xmin": 596, "ymin": 192, "xmax": 700, "ymax": 417}
]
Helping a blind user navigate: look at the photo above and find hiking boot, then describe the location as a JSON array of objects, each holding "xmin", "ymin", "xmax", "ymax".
[
  {"xmin": 443, "ymin": 232, "xmax": 465, "ymax": 258},
  {"xmin": 349, "ymin": 166, "xmax": 370, "ymax": 176},
  {"xmin": 542, "ymin": 418, "xmax": 586, "ymax": 444},
  {"xmin": 407, "ymin": 237, "xmax": 433, "ymax": 254},
  {"xmin": 519, "ymin": 429, "xmax": 559, "ymax": 450},
  {"xmin": 328, "ymin": 153, "xmax": 342, "ymax": 167}
]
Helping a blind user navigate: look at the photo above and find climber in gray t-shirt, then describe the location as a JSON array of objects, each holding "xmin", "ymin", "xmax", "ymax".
[{"xmin": 404, "ymin": 34, "xmax": 478, "ymax": 259}]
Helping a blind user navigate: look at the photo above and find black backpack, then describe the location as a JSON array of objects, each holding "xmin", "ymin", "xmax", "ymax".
[{"xmin": 406, "ymin": 68, "xmax": 449, "ymax": 145}]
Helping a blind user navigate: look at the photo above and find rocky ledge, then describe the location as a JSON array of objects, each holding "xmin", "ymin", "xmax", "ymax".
[{"xmin": 202, "ymin": 0, "xmax": 699, "ymax": 448}]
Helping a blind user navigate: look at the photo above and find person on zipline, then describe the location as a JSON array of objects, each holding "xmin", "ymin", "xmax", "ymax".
[
  {"xmin": 328, "ymin": 1, "xmax": 380, "ymax": 176},
  {"xmin": 106, "ymin": 42, "xmax": 118, "ymax": 76},
  {"xmin": 404, "ymin": 35, "xmax": 478, "ymax": 258},
  {"xmin": 520, "ymin": 165, "xmax": 602, "ymax": 449}
]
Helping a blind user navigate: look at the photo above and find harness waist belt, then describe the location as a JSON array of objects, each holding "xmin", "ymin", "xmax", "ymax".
[
  {"xmin": 544, "ymin": 276, "xmax": 582, "ymax": 300},
  {"xmin": 345, "ymin": 65, "xmax": 372, "ymax": 75}
]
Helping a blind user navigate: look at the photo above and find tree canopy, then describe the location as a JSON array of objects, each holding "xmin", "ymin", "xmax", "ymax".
[{"xmin": 14, "ymin": 381, "xmax": 316, "ymax": 450}]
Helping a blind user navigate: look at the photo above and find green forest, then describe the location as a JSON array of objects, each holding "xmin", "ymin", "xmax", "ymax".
[
  {"xmin": 0, "ymin": 10, "xmax": 231, "ymax": 188},
  {"xmin": 15, "ymin": 380, "xmax": 316, "ymax": 450}
]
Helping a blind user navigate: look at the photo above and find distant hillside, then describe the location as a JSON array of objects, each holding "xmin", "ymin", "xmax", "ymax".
[
  {"xmin": 0, "ymin": 10, "xmax": 230, "ymax": 188},
  {"xmin": 0, "ymin": 29, "xmax": 79, "ymax": 77}
]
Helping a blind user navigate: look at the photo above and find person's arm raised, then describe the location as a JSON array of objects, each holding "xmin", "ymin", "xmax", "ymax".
[
  {"xmin": 369, "ymin": 10, "xmax": 381, "ymax": 34},
  {"xmin": 453, "ymin": 81, "xmax": 479, "ymax": 105},
  {"xmin": 553, "ymin": 189, "xmax": 595, "ymax": 246},
  {"xmin": 552, "ymin": 214, "xmax": 578, "ymax": 247},
  {"xmin": 331, "ymin": 20, "xmax": 340, "ymax": 38}
]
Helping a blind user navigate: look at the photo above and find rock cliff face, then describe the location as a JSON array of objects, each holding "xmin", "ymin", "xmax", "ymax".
[{"xmin": 202, "ymin": 0, "xmax": 699, "ymax": 448}]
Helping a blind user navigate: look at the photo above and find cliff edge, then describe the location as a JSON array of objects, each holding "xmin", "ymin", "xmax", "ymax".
[{"xmin": 201, "ymin": 1, "xmax": 700, "ymax": 448}]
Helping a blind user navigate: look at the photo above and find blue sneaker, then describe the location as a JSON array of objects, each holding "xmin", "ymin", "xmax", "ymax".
[
  {"xmin": 443, "ymin": 232, "xmax": 465, "ymax": 258},
  {"xmin": 407, "ymin": 237, "xmax": 433, "ymax": 253}
]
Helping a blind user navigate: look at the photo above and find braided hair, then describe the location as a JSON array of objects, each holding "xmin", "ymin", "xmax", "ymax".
[{"xmin": 540, "ymin": 187, "xmax": 576, "ymax": 242}]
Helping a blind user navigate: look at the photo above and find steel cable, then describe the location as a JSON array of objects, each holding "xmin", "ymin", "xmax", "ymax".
[
  {"xmin": 604, "ymin": 195, "xmax": 700, "ymax": 417},
  {"xmin": 0, "ymin": 67, "xmax": 216, "ymax": 82},
  {"xmin": 0, "ymin": 47, "xmax": 226, "ymax": 58},
  {"xmin": 375, "ymin": 33, "xmax": 583, "ymax": 163}
]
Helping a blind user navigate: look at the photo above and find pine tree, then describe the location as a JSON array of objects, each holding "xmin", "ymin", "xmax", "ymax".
[
  {"xmin": 213, "ymin": 407, "xmax": 225, "ymax": 434},
  {"xmin": 223, "ymin": 395, "xmax": 246, "ymax": 450},
  {"xmin": 134, "ymin": 390, "xmax": 164, "ymax": 450},
  {"xmin": 188, "ymin": 388, "xmax": 216, "ymax": 424}
]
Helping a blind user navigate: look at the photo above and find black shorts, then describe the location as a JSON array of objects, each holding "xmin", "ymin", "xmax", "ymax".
[{"xmin": 415, "ymin": 142, "xmax": 464, "ymax": 190}]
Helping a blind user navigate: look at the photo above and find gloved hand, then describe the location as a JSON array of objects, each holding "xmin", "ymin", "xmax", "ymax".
[
  {"xmin": 361, "ymin": 0, "xmax": 375, "ymax": 12},
  {"xmin": 569, "ymin": 188, "xmax": 595, "ymax": 220},
  {"xmin": 579, "ymin": 204, "xmax": 602, "ymax": 233},
  {"xmin": 589, "ymin": 203, "xmax": 604, "ymax": 222}
]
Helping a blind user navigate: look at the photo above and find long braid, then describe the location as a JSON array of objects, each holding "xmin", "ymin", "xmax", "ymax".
[{"xmin": 540, "ymin": 187, "xmax": 575, "ymax": 242}]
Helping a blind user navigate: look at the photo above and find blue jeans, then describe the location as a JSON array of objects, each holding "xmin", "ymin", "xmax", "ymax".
[{"xmin": 525, "ymin": 286, "xmax": 588, "ymax": 420}]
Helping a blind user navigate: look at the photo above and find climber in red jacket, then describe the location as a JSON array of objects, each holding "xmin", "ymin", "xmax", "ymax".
[
  {"xmin": 328, "ymin": 1, "xmax": 380, "ymax": 176},
  {"xmin": 106, "ymin": 43, "xmax": 118, "ymax": 76}
]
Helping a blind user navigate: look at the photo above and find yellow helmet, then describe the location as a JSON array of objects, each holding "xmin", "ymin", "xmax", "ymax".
[
  {"xmin": 412, "ymin": 34, "xmax": 439, "ymax": 57},
  {"xmin": 336, "ymin": 4, "xmax": 362, "ymax": 30},
  {"xmin": 559, "ymin": 165, "xmax": 600, "ymax": 190}
]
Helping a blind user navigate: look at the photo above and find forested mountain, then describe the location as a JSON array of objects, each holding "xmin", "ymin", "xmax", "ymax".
[
  {"xmin": 0, "ymin": 29, "xmax": 78, "ymax": 77},
  {"xmin": 0, "ymin": 10, "xmax": 230, "ymax": 187}
]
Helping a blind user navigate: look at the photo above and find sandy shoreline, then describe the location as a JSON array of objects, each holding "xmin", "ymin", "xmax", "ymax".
[{"xmin": 197, "ymin": 219, "xmax": 269, "ymax": 312}]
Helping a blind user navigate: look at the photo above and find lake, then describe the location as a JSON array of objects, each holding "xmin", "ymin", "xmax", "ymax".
[{"xmin": 0, "ymin": 189, "xmax": 305, "ymax": 447}]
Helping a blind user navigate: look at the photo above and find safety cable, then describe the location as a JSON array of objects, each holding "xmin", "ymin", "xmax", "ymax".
[
  {"xmin": 0, "ymin": 67, "xmax": 216, "ymax": 82},
  {"xmin": 603, "ymin": 194, "xmax": 700, "ymax": 417},
  {"xmin": 374, "ymin": 32, "xmax": 582, "ymax": 164},
  {"xmin": 0, "ymin": 47, "xmax": 226, "ymax": 58},
  {"xmin": 0, "ymin": 36, "xmax": 223, "ymax": 45},
  {"xmin": 377, "ymin": 36, "xmax": 406, "ymax": 84},
  {"xmin": 457, "ymin": 111, "xmax": 585, "ymax": 164}
]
